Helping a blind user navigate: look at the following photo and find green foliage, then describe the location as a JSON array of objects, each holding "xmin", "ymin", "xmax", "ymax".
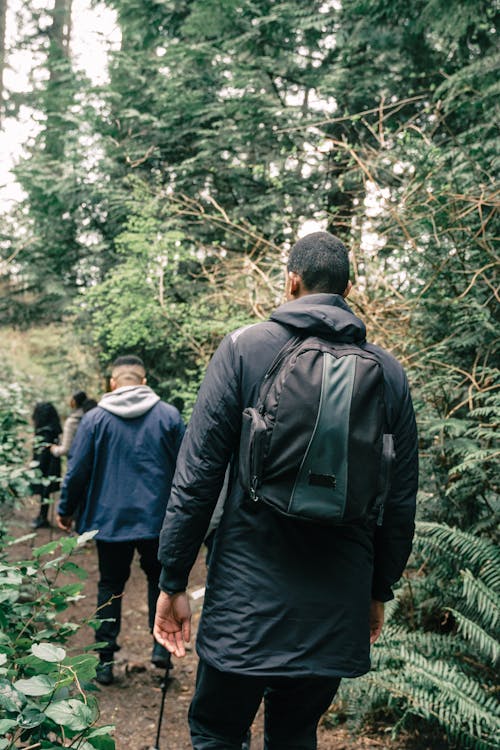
[
  {"xmin": 334, "ymin": 522, "xmax": 500, "ymax": 748},
  {"xmin": 78, "ymin": 179, "xmax": 260, "ymax": 408},
  {"xmin": 2, "ymin": 0, "xmax": 499, "ymax": 744},
  {"xmin": 0, "ymin": 530, "xmax": 114, "ymax": 748},
  {"xmin": 0, "ymin": 383, "xmax": 36, "ymax": 516}
]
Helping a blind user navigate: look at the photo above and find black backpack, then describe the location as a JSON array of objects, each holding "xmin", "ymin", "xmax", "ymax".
[{"xmin": 239, "ymin": 335, "xmax": 395, "ymax": 525}]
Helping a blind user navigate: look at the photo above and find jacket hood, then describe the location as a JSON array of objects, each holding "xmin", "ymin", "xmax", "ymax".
[
  {"xmin": 270, "ymin": 293, "xmax": 366, "ymax": 343},
  {"xmin": 99, "ymin": 385, "xmax": 160, "ymax": 418}
]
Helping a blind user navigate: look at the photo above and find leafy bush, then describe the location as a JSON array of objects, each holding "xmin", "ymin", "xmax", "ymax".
[
  {"xmin": 0, "ymin": 383, "xmax": 36, "ymax": 517},
  {"xmin": 333, "ymin": 522, "xmax": 500, "ymax": 749},
  {"xmin": 0, "ymin": 530, "xmax": 114, "ymax": 749}
]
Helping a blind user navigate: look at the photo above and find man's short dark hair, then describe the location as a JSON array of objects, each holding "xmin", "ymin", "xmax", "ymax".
[
  {"xmin": 287, "ymin": 231, "xmax": 350, "ymax": 294},
  {"xmin": 111, "ymin": 355, "xmax": 145, "ymax": 370}
]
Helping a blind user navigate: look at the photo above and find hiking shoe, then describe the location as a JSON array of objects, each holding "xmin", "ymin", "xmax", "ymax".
[
  {"xmin": 31, "ymin": 515, "xmax": 50, "ymax": 529},
  {"xmin": 95, "ymin": 662, "xmax": 114, "ymax": 685},
  {"xmin": 151, "ymin": 641, "xmax": 171, "ymax": 669}
]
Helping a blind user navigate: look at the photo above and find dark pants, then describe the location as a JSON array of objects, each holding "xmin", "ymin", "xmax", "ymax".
[
  {"xmin": 36, "ymin": 484, "xmax": 53, "ymax": 520},
  {"xmin": 95, "ymin": 538, "xmax": 161, "ymax": 661},
  {"xmin": 189, "ymin": 659, "xmax": 341, "ymax": 750}
]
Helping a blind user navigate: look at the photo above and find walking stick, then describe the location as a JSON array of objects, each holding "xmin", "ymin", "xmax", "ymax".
[{"xmin": 152, "ymin": 662, "xmax": 171, "ymax": 750}]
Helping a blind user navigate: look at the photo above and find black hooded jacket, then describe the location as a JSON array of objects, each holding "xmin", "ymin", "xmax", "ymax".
[{"xmin": 158, "ymin": 294, "xmax": 418, "ymax": 677}]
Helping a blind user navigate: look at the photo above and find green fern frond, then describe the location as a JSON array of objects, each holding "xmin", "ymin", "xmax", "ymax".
[
  {"xmin": 448, "ymin": 608, "xmax": 499, "ymax": 665},
  {"xmin": 368, "ymin": 655, "xmax": 500, "ymax": 750},
  {"xmin": 381, "ymin": 595, "xmax": 402, "ymax": 624},
  {"xmin": 453, "ymin": 450, "xmax": 500, "ymax": 475},
  {"xmin": 404, "ymin": 651, "xmax": 500, "ymax": 744},
  {"xmin": 460, "ymin": 570, "xmax": 500, "ymax": 631},
  {"xmin": 375, "ymin": 628, "xmax": 458, "ymax": 662},
  {"xmin": 415, "ymin": 522, "xmax": 500, "ymax": 589}
]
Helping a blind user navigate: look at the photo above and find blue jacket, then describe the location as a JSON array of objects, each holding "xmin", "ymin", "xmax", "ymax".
[
  {"xmin": 159, "ymin": 295, "xmax": 418, "ymax": 678},
  {"xmin": 58, "ymin": 386, "xmax": 185, "ymax": 541}
]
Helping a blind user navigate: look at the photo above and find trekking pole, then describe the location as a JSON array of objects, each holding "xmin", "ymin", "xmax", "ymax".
[{"xmin": 152, "ymin": 662, "xmax": 171, "ymax": 750}]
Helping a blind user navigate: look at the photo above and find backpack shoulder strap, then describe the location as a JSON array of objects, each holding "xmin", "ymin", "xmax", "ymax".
[{"xmin": 256, "ymin": 332, "xmax": 303, "ymax": 408}]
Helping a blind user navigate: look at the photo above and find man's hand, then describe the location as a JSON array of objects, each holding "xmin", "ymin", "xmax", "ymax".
[
  {"xmin": 370, "ymin": 599, "xmax": 384, "ymax": 644},
  {"xmin": 56, "ymin": 514, "xmax": 73, "ymax": 532},
  {"xmin": 154, "ymin": 590, "xmax": 191, "ymax": 658}
]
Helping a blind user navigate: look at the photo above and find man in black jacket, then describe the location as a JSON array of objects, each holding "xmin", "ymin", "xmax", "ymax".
[{"xmin": 154, "ymin": 232, "xmax": 418, "ymax": 749}]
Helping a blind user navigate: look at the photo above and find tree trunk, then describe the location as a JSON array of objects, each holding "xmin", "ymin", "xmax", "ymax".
[
  {"xmin": 0, "ymin": 0, "xmax": 7, "ymax": 127},
  {"xmin": 45, "ymin": 0, "xmax": 72, "ymax": 158}
]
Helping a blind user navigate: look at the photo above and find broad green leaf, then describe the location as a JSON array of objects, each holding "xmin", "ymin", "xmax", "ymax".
[
  {"xmin": 87, "ymin": 726, "xmax": 116, "ymax": 738},
  {"xmin": 14, "ymin": 674, "xmax": 56, "ymax": 696},
  {"xmin": 0, "ymin": 569, "xmax": 22, "ymax": 586},
  {"xmin": 60, "ymin": 560, "xmax": 88, "ymax": 580},
  {"xmin": 0, "ymin": 678, "xmax": 25, "ymax": 711},
  {"xmin": 0, "ymin": 590, "xmax": 19, "ymax": 604},
  {"xmin": 87, "ymin": 735, "xmax": 116, "ymax": 750},
  {"xmin": 15, "ymin": 654, "xmax": 56, "ymax": 673},
  {"xmin": 32, "ymin": 642, "xmax": 66, "ymax": 663},
  {"xmin": 32, "ymin": 540, "xmax": 60, "ymax": 558},
  {"xmin": 59, "ymin": 536, "xmax": 79, "ymax": 555},
  {"xmin": 64, "ymin": 653, "xmax": 98, "ymax": 681},
  {"xmin": 0, "ymin": 718, "xmax": 17, "ymax": 733},
  {"xmin": 18, "ymin": 706, "xmax": 45, "ymax": 728},
  {"xmin": 44, "ymin": 698, "xmax": 95, "ymax": 730}
]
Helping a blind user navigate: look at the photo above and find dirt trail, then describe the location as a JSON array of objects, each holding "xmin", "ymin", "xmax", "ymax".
[{"xmin": 10, "ymin": 502, "xmax": 445, "ymax": 750}]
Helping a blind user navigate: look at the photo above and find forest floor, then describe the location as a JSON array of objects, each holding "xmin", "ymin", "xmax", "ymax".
[{"xmin": 10, "ymin": 501, "xmax": 449, "ymax": 750}]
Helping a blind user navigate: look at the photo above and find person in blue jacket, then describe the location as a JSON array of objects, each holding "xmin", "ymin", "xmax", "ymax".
[
  {"xmin": 154, "ymin": 232, "xmax": 418, "ymax": 749},
  {"xmin": 57, "ymin": 355, "xmax": 185, "ymax": 686}
]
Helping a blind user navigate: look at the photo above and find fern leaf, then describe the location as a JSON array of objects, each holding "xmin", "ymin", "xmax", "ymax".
[
  {"xmin": 447, "ymin": 607, "xmax": 500, "ymax": 664},
  {"xmin": 415, "ymin": 522, "xmax": 500, "ymax": 591},
  {"xmin": 460, "ymin": 569, "xmax": 500, "ymax": 631}
]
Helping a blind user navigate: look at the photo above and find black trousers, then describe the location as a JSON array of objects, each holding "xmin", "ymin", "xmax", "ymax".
[
  {"xmin": 189, "ymin": 659, "xmax": 341, "ymax": 750},
  {"xmin": 95, "ymin": 538, "xmax": 162, "ymax": 660}
]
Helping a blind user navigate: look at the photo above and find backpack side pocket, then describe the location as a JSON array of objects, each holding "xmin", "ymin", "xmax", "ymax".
[{"xmin": 239, "ymin": 408, "xmax": 268, "ymax": 500}]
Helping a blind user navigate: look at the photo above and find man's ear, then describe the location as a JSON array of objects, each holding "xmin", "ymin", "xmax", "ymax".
[
  {"xmin": 109, "ymin": 377, "xmax": 117, "ymax": 391},
  {"xmin": 286, "ymin": 271, "xmax": 302, "ymax": 300},
  {"xmin": 342, "ymin": 280, "xmax": 352, "ymax": 298},
  {"xmin": 142, "ymin": 377, "xmax": 147, "ymax": 385}
]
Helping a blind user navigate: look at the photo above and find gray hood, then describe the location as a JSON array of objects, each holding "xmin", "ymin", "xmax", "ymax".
[
  {"xmin": 270, "ymin": 293, "xmax": 366, "ymax": 343},
  {"xmin": 99, "ymin": 385, "xmax": 160, "ymax": 418}
]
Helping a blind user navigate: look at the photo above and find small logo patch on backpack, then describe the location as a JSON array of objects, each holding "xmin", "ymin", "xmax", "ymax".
[{"xmin": 308, "ymin": 472, "xmax": 336, "ymax": 489}]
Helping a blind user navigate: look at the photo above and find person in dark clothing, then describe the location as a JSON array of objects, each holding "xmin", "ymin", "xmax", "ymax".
[
  {"xmin": 56, "ymin": 355, "xmax": 185, "ymax": 686},
  {"xmin": 30, "ymin": 402, "xmax": 62, "ymax": 529},
  {"xmin": 154, "ymin": 231, "xmax": 419, "ymax": 750}
]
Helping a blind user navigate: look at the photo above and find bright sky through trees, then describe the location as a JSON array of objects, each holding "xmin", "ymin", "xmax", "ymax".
[{"xmin": 0, "ymin": 0, "xmax": 119, "ymax": 209}]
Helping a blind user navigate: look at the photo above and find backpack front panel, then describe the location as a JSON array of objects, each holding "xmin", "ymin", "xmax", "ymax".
[{"xmin": 288, "ymin": 351, "xmax": 356, "ymax": 522}]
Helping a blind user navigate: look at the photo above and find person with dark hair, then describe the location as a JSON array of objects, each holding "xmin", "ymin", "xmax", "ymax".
[
  {"xmin": 154, "ymin": 231, "xmax": 418, "ymax": 749},
  {"xmin": 50, "ymin": 390, "xmax": 87, "ymax": 459},
  {"xmin": 30, "ymin": 402, "xmax": 62, "ymax": 529},
  {"xmin": 81, "ymin": 398, "xmax": 98, "ymax": 413},
  {"xmin": 287, "ymin": 231, "xmax": 350, "ymax": 294},
  {"xmin": 57, "ymin": 355, "xmax": 185, "ymax": 686}
]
